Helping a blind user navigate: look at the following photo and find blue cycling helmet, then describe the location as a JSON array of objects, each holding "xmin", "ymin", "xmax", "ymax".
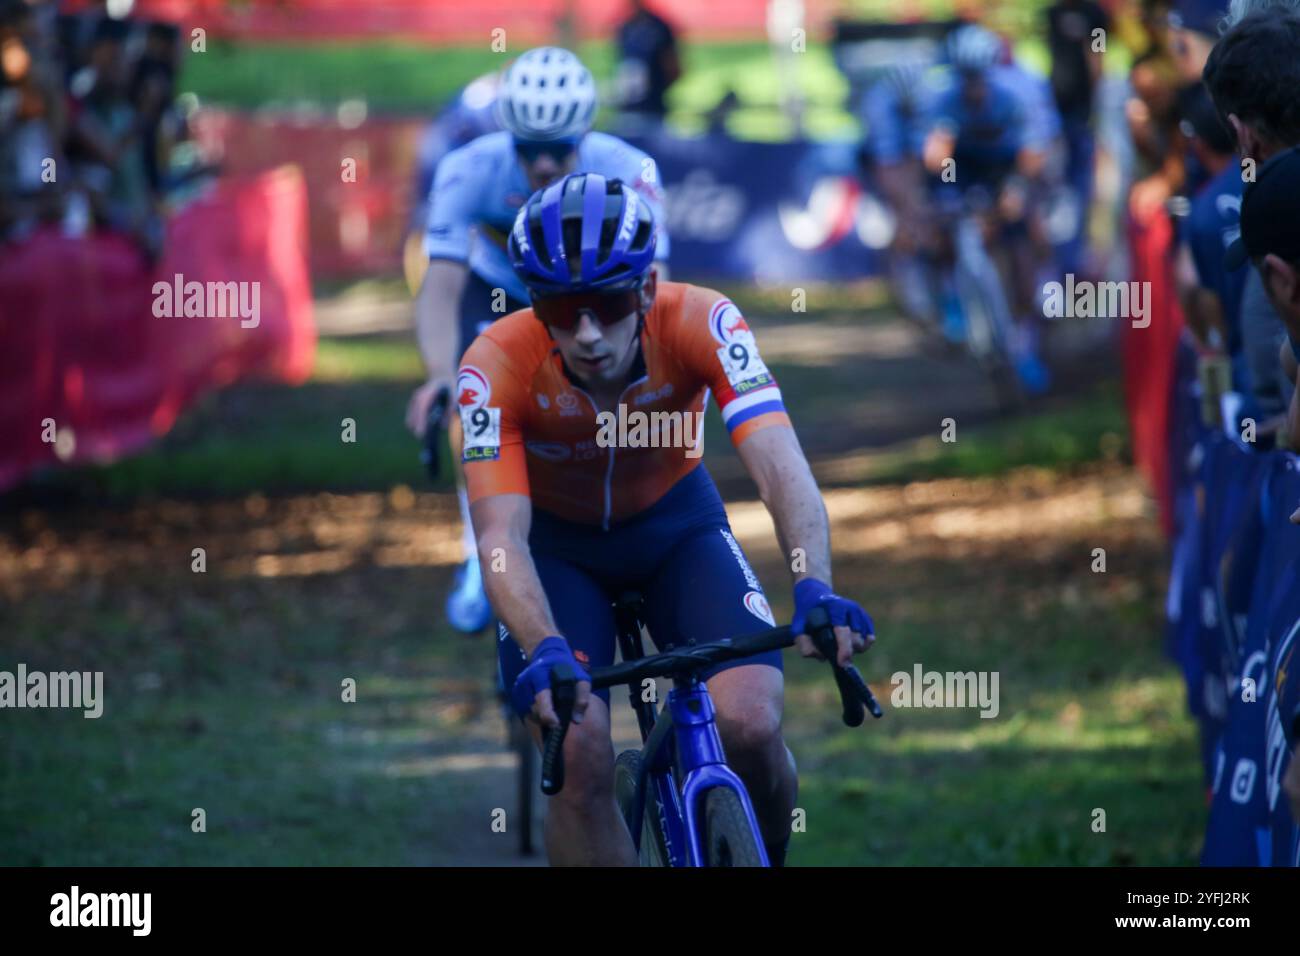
[
  {"xmin": 508, "ymin": 172, "xmax": 657, "ymax": 295},
  {"xmin": 947, "ymin": 24, "xmax": 1002, "ymax": 72}
]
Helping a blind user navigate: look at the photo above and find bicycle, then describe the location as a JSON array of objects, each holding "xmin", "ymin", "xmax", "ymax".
[
  {"xmin": 930, "ymin": 184, "xmax": 1028, "ymax": 411},
  {"xmin": 421, "ymin": 391, "xmax": 539, "ymax": 856},
  {"xmin": 540, "ymin": 594, "xmax": 882, "ymax": 866}
]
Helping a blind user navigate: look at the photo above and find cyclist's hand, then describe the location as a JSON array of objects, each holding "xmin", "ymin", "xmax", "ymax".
[
  {"xmin": 406, "ymin": 376, "xmax": 454, "ymax": 438},
  {"xmin": 790, "ymin": 578, "xmax": 875, "ymax": 666},
  {"xmin": 511, "ymin": 637, "xmax": 592, "ymax": 729},
  {"xmin": 997, "ymin": 182, "xmax": 1027, "ymax": 222}
]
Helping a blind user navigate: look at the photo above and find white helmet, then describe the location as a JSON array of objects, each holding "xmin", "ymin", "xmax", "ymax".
[
  {"xmin": 496, "ymin": 47, "xmax": 597, "ymax": 141},
  {"xmin": 947, "ymin": 25, "xmax": 1002, "ymax": 73}
]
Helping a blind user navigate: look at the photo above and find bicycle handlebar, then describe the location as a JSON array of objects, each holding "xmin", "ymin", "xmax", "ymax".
[{"xmin": 538, "ymin": 605, "xmax": 881, "ymax": 795}]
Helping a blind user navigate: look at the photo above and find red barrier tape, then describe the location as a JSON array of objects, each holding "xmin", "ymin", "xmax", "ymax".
[
  {"xmin": 0, "ymin": 166, "xmax": 315, "ymax": 491},
  {"xmin": 1124, "ymin": 204, "xmax": 1184, "ymax": 538}
]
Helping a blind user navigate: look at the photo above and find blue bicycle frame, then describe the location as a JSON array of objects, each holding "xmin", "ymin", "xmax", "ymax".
[
  {"xmin": 613, "ymin": 595, "xmax": 769, "ymax": 867},
  {"xmin": 538, "ymin": 594, "xmax": 879, "ymax": 865}
]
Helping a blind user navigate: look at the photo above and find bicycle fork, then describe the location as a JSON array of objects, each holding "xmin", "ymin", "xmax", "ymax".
[{"xmin": 638, "ymin": 680, "xmax": 770, "ymax": 866}]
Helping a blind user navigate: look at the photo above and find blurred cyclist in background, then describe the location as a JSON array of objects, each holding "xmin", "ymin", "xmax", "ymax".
[
  {"xmin": 406, "ymin": 47, "xmax": 671, "ymax": 634},
  {"xmin": 860, "ymin": 57, "xmax": 941, "ymax": 325},
  {"xmin": 921, "ymin": 23, "xmax": 1056, "ymax": 393},
  {"xmin": 403, "ymin": 72, "xmax": 500, "ymax": 294}
]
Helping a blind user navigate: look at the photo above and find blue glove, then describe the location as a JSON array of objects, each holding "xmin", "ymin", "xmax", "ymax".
[
  {"xmin": 511, "ymin": 636, "xmax": 591, "ymax": 718},
  {"xmin": 791, "ymin": 578, "xmax": 875, "ymax": 644}
]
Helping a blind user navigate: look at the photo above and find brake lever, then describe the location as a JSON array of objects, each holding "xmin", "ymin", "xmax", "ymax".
[
  {"xmin": 540, "ymin": 663, "xmax": 577, "ymax": 795},
  {"xmin": 806, "ymin": 606, "xmax": 883, "ymax": 726},
  {"xmin": 419, "ymin": 386, "xmax": 452, "ymax": 482}
]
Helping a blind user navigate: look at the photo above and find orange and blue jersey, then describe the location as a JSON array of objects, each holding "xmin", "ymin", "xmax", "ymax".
[{"xmin": 456, "ymin": 281, "xmax": 792, "ymax": 528}]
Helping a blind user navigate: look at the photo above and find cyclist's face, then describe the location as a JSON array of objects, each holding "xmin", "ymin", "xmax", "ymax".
[
  {"xmin": 550, "ymin": 272, "xmax": 656, "ymax": 390},
  {"xmin": 518, "ymin": 146, "xmax": 579, "ymax": 192},
  {"xmin": 959, "ymin": 72, "xmax": 987, "ymax": 110}
]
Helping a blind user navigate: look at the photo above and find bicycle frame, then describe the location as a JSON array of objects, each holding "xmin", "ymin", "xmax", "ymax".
[{"xmin": 613, "ymin": 594, "xmax": 770, "ymax": 867}]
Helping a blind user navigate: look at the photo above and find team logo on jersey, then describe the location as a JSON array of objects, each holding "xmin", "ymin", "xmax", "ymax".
[
  {"xmin": 525, "ymin": 441, "xmax": 571, "ymax": 462},
  {"xmin": 633, "ymin": 382, "xmax": 674, "ymax": 406},
  {"xmin": 1229, "ymin": 758, "xmax": 1256, "ymax": 805},
  {"xmin": 458, "ymin": 366, "xmax": 500, "ymax": 462},
  {"xmin": 708, "ymin": 299, "xmax": 750, "ymax": 344},
  {"xmin": 457, "ymin": 366, "xmax": 491, "ymax": 410},
  {"xmin": 743, "ymin": 590, "xmax": 776, "ymax": 626},
  {"xmin": 556, "ymin": 392, "xmax": 582, "ymax": 416}
]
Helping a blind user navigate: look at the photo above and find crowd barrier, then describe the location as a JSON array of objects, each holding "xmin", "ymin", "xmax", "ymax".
[
  {"xmin": 195, "ymin": 109, "xmax": 892, "ymax": 282},
  {"xmin": 1164, "ymin": 352, "xmax": 1300, "ymax": 866},
  {"xmin": 0, "ymin": 165, "xmax": 315, "ymax": 492}
]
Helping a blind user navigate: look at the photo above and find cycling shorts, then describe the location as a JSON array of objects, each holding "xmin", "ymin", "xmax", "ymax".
[
  {"xmin": 458, "ymin": 270, "xmax": 528, "ymax": 362},
  {"xmin": 498, "ymin": 465, "xmax": 784, "ymax": 717}
]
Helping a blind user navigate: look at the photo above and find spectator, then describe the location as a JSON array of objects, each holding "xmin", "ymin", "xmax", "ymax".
[
  {"xmin": 0, "ymin": 0, "xmax": 65, "ymax": 240},
  {"xmin": 1223, "ymin": 148, "xmax": 1300, "ymax": 446},
  {"xmin": 1045, "ymin": 0, "xmax": 1110, "ymax": 271},
  {"xmin": 614, "ymin": 0, "xmax": 680, "ymax": 127},
  {"xmin": 1205, "ymin": 11, "xmax": 1300, "ymax": 432},
  {"xmin": 1125, "ymin": 1, "xmax": 1183, "ymax": 220},
  {"xmin": 1173, "ymin": 83, "xmax": 1243, "ymax": 406}
]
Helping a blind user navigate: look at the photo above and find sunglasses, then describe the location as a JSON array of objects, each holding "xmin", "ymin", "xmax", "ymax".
[
  {"xmin": 531, "ymin": 287, "xmax": 642, "ymax": 331},
  {"xmin": 514, "ymin": 138, "xmax": 578, "ymax": 164}
]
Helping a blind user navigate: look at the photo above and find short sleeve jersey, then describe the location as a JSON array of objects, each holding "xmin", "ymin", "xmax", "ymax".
[{"xmin": 456, "ymin": 282, "xmax": 791, "ymax": 528}]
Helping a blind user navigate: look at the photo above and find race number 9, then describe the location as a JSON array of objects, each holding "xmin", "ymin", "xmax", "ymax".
[
  {"xmin": 716, "ymin": 330, "xmax": 770, "ymax": 388},
  {"xmin": 460, "ymin": 404, "xmax": 502, "ymax": 460}
]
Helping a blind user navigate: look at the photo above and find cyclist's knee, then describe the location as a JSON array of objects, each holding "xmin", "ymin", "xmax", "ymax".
[
  {"xmin": 547, "ymin": 704, "xmax": 617, "ymax": 808},
  {"xmin": 715, "ymin": 695, "xmax": 784, "ymax": 765}
]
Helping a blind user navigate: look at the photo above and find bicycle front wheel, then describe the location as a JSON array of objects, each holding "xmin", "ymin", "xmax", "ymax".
[
  {"xmin": 703, "ymin": 788, "xmax": 765, "ymax": 867},
  {"xmin": 614, "ymin": 749, "xmax": 669, "ymax": 866}
]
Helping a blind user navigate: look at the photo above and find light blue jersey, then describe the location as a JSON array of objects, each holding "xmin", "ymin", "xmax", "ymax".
[
  {"xmin": 922, "ymin": 65, "xmax": 1053, "ymax": 176},
  {"xmin": 424, "ymin": 130, "xmax": 670, "ymax": 303},
  {"xmin": 861, "ymin": 69, "xmax": 945, "ymax": 165}
]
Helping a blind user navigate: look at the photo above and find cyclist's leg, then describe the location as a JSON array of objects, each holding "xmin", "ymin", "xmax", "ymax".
[
  {"xmin": 640, "ymin": 526, "xmax": 797, "ymax": 864},
  {"xmin": 496, "ymin": 552, "xmax": 636, "ymax": 866}
]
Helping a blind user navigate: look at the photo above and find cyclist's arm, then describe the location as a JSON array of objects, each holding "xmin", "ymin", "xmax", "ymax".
[
  {"xmin": 414, "ymin": 258, "xmax": 468, "ymax": 379},
  {"xmin": 470, "ymin": 492, "xmax": 560, "ymax": 655},
  {"xmin": 415, "ymin": 145, "xmax": 480, "ymax": 383},
  {"xmin": 734, "ymin": 424, "xmax": 832, "ymax": 586}
]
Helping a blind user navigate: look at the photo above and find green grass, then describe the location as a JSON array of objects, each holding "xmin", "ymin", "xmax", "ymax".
[
  {"xmin": 786, "ymin": 605, "xmax": 1199, "ymax": 865},
  {"xmin": 865, "ymin": 387, "xmax": 1130, "ymax": 484}
]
